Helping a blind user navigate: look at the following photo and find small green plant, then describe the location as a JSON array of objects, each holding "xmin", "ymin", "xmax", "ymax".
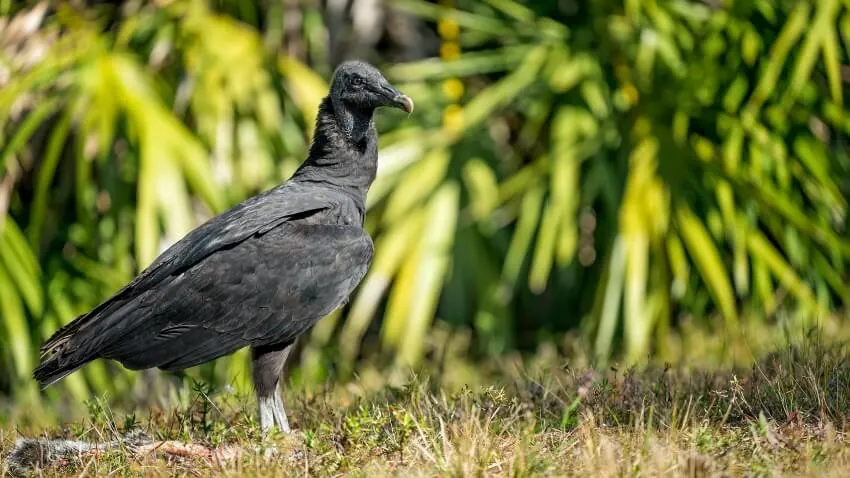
[{"xmin": 3, "ymin": 334, "xmax": 850, "ymax": 475}]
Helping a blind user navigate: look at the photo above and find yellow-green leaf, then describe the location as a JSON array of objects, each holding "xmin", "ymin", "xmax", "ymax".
[
  {"xmin": 397, "ymin": 182, "xmax": 460, "ymax": 365},
  {"xmin": 676, "ymin": 205, "xmax": 738, "ymax": 328}
]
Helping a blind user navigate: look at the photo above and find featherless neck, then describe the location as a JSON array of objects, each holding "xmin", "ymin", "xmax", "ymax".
[{"xmin": 295, "ymin": 98, "xmax": 379, "ymax": 199}]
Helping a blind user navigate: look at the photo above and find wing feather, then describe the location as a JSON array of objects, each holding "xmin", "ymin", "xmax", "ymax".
[
  {"xmin": 97, "ymin": 223, "xmax": 373, "ymax": 371},
  {"xmin": 39, "ymin": 183, "xmax": 339, "ymax": 357}
]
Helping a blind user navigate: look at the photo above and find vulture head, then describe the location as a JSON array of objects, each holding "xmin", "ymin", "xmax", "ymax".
[{"xmin": 329, "ymin": 61, "xmax": 413, "ymax": 142}]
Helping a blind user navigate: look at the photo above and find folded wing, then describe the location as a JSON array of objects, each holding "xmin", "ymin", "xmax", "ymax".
[{"xmin": 34, "ymin": 184, "xmax": 361, "ymax": 386}]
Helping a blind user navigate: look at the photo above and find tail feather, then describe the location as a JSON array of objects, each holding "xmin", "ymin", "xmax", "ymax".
[
  {"xmin": 39, "ymin": 298, "xmax": 126, "ymax": 357},
  {"xmin": 33, "ymin": 353, "xmax": 93, "ymax": 388},
  {"xmin": 35, "ymin": 297, "xmax": 139, "ymax": 387},
  {"xmin": 35, "ymin": 316, "xmax": 113, "ymax": 387}
]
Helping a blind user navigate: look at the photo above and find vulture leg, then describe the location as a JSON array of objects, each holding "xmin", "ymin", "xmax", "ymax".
[{"xmin": 251, "ymin": 342, "xmax": 294, "ymax": 433}]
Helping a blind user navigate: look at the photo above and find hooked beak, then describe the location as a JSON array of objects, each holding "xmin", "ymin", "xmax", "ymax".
[
  {"xmin": 394, "ymin": 94, "xmax": 415, "ymax": 113},
  {"xmin": 380, "ymin": 83, "xmax": 415, "ymax": 113}
]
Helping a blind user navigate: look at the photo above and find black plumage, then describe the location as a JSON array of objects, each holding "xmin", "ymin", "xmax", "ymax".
[{"xmin": 33, "ymin": 61, "xmax": 413, "ymax": 432}]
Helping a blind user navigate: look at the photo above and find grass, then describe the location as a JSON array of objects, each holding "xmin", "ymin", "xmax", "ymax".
[{"xmin": 3, "ymin": 326, "xmax": 850, "ymax": 476}]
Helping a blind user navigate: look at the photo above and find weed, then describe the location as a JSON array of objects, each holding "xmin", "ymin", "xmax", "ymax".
[{"xmin": 4, "ymin": 339, "xmax": 850, "ymax": 476}]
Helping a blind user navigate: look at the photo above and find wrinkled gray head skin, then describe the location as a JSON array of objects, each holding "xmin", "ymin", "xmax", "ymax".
[{"xmin": 330, "ymin": 61, "xmax": 414, "ymax": 115}]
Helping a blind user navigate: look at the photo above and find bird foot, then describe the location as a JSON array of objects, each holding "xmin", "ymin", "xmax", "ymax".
[{"xmin": 258, "ymin": 392, "xmax": 292, "ymax": 434}]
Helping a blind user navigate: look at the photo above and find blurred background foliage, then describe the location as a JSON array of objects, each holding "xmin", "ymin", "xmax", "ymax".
[{"xmin": 0, "ymin": 0, "xmax": 849, "ymax": 418}]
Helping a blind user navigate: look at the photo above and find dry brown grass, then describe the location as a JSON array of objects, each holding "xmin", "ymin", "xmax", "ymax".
[{"xmin": 3, "ymin": 334, "xmax": 850, "ymax": 476}]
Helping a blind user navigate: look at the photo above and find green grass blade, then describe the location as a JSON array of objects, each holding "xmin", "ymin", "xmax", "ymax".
[
  {"xmin": 463, "ymin": 159, "xmax": 500, "ymax": 221},
  {"xmin": 595, "ymin": 236, "xmax": 626, "ymax": 363},
  {"xmin": 397, "ymin": 181, "xmax": 460, "ymax": 366},
  {"xmin": 821, "ymin": 22, "xmax": 843, "ymax": 106},
  {"xmin": 27, "ymin": 110, "xmax": 71, "ymax": 249},
  {"xmin": 0, "ymin": 220, "xmax": 43, "ymax": 317},
  {"xmin": 0, "ymin": 258, "xmax": 33, "ymax": 383},
  {"xmin": 502, "ymin": 186, "xmax": 544, "ymax": 287},
  {"xmin": 747, "ymin": 2, "xmax": 809, "ymax": 110},
  {"xmin": 341, "ymin": 211, "xmax": 424, "ymax": 365},
  {"xmin": 382, "ymin": 148, "xmax": 450, "ymax": 226},
  {"xmin": 387, "ymin": 46, "xmax": 530, "ymax": 82},
  {"xmin": 780, "ymin": 0, "xmax": 840, "ymax": 110},
  {"xmin": 624, "ymin": 229, "xmax": 649, "ymax": 364},
  {"xmin": 747, "ymin": 230, "xmax": 825, "ymax": 315},
  {"xmin": 528, "ymin": 199, "xmax": 559, "ymax": 294},
  {"xmin": 0, "ymin": 98, "xmax": 58, "ymax": 176},
  {"xmin": 675, "ymin": 205, "xmax": 738, "ymax": 328}
]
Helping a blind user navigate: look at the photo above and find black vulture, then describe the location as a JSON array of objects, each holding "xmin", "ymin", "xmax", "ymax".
[{"xmin": 33, "ymin": 61, "xmax": 414, "ymax": 433}]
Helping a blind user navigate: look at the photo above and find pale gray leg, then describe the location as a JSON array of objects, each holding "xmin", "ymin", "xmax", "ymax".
[
  {"xmin": 251, "ymin": 342, "xmax": 295, "ymax": 433},
  {"xmin": 272, "ymin": 391, "xmax": 290, "ymax": 431}
]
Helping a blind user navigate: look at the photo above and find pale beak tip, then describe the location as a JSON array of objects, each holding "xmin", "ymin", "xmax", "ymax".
[{"xmin": 396, "ymin": 95, "xmax": 414, "ymax": 114}]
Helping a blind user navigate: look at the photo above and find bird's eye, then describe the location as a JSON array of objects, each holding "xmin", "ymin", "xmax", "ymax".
[{"xmin": 351, "ymin": 76, "xmax": 363, "ymax": 87}]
